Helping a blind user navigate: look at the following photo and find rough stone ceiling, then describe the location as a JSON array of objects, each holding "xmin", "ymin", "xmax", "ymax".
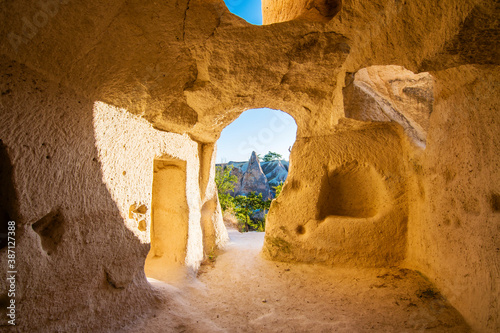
[{"xmin": 0, "ymin": 0, "xmax": 497, "ymax": 142}]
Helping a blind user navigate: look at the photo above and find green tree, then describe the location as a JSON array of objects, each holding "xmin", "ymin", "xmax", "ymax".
[
  {"xmin": 215, "ymin": 165, "xmax": 273, "ymax": 232},
  {"xmin": 262, "ymin": 151, "xmax": 282, "ymax": 162},
  {"xmin": 233, "ymin": 195, "xmax": 251, "ymax": 232},
  {"xmin": 273, "ymin": 181, "xmax": 284, "ymax": 198},
  {"xmin": 215, "ymin": 165, "xmax": 238, "ymax": 211},
  {"xmin": 233, "ymin": 192, "xmax": 271, "ymax": 232}
]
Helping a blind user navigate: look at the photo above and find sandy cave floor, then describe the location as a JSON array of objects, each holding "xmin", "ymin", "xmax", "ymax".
[{"xmin": 124, "ymin": 230, "xmax": 470, "ymax": 333}]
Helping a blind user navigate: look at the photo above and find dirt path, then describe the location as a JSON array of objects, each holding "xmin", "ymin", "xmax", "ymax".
[{"xmin": 125, "ymin": 230, "xmax": 470, "ymax": 332}]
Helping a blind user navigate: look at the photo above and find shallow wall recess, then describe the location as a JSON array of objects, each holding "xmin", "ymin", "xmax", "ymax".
[
  {"xmin": 264, "ymin": 120, "xmax": 407, "ymax": 267},
  {"xmin": 317, "ymin": 161, "xmax": 389, "ymax": 219},
  {"xmin": 32, "ymin": 209, "xmax": 65, "ymax": 255},
  {"xmin": 201, "ymin": 198, "xmax": 218, "ymax": 255}
]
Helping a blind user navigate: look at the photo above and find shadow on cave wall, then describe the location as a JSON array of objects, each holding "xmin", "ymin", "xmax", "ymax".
[
  {"xmin": 316, "ymin": 161, "xmax": 386, "ymax": 220},
  {"xmin": 0, "ymin": 140, "xmax": 18, "ymax": 250},
  {"xmin": 0, "ymin": 57, "xmax": 157, "ymax": 331}
]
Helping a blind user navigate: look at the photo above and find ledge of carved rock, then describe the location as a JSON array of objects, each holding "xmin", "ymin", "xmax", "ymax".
[
  {"xmin": 343, "ymin": 65, "xmax": 433, "ymax": 147},
  {"xmin": 263, "ymin": 119, "xmax": 407, "ymax": 267},
  {"xmin": 262, "ymin": 0, "xmax": 342, "ymax": 24}
]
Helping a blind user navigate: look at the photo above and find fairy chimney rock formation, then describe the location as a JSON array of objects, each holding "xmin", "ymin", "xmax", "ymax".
[
  {"xmin": 263, "ymin": 159, "xmax": 288, "ymax": 188},
  {"xmin": 239, "ymin": 151, "xmax": 272, "ymax": 200}
]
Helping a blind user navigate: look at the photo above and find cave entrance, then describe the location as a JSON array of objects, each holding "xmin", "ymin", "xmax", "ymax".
[
  {"xmin": 144, "ymin": 157, "xmax": 189, "ymax": 282},
  {"xmin": 216, "ymin": 108, "xmax": 297, "ymax": 236}
]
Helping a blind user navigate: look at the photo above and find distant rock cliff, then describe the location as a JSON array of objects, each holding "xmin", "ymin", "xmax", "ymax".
[
  {"xmin": 261, "ymin": 159, "xmax": 288, "ymax": 189},
  {"xmin": 218, "ymin": 151, "xmax": 289, "ymax": 199}
]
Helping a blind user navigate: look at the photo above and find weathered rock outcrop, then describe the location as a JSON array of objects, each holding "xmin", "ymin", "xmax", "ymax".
[
  {"xmin": 237, "ymin": 151, "xmax": 272, "ymax": 200},
  {"xmin": 227, "ymin": 162, "xmax": 245, "ymax": 196},
  {"xmin": 261, "ymin": 159, "xmax": 289, "ymax": 189},
  {"xmin": 220, "ymin": 153, "xmax": 289, "ymax": 198}
]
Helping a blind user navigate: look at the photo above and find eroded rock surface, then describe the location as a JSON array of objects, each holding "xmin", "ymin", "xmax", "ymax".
[
  {"xmin": 220, "ymin": 154, "xmax": 289, "ymax": 198},
  {"xmin": 343, "ymin": 65, "xmax": 433, "ymax": 147},
  {"xmin": 238, "ymin": 151, "xmax": 272, "ymax": 200},
  {"xmin": 264, "ymin": 120, "xmax": 407, "ymax": 267},
  {"xmin": 262, "ymin": 159, "xmax": 288, "ymax": 190},
  {"xmin": 0, "ymin": 0, "xmax": 498, "ymax": 332}
]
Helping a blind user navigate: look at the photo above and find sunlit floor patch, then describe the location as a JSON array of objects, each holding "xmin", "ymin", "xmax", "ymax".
[{"xmin": 127, "ymin": 229, "xmax": 470, "ymax": 332}]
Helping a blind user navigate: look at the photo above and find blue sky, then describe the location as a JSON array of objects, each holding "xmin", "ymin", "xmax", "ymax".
[
  {"xmin": 216, "ymin": 108, "xmax": 297, "ymax": 163},
  {"xmin": 224, "ymin": 0, "xmax": 262, "ymax": 25}
]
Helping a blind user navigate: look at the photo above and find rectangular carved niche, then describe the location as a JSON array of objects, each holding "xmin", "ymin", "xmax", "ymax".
[{"xmin": 145, "ymin": 158, "xmax": 189, "ymax": 281}]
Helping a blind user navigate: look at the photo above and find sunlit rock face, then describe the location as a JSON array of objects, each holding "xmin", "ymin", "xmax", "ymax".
[
  {"xmin": 343, "ymin": 65, "xmax": 433, "ymax": 147},
  {"xmin": 264, "ymin": 120, "xmax": 407, "ymax": 267},
  {"xmin": 239, "ymin": 151, "xmax": 272, "ymax": 200},
  {"xmin": 262, "ymin": 2, "xmax": 500, "ymax": 332},
  {"xmin": 262, "ymin": 159, "xmax": 288, "ymax": 191},
  {"xmin": 220, "ymin": 154, "xmax": 289, "ymax": 198},
  {"xmin": 0, "ymin": 0, "xmax": 498, "ymax": 332},
  {"xmin": 262, "ymin": 0, "xmax": 342, "ymax": 24}
]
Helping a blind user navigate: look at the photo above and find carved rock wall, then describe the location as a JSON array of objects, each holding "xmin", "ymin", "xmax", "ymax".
[
  {"xmin": 0, "ymin": 57, "xmax": 159, "ymax": 331},
  {"xmin": 0, "ymin": 0, "xmax": 498, "ymax": 332},
  {"xmin": 264, "ymin": 120, "xmax": 407, "ymax": 267},
  {"xmin": 0, "ymin": 56, "xmax": 228, "ymax": 331},
  {"xmin": 406, "ymin": 65, "xmax": 500, "ymax": 332}
]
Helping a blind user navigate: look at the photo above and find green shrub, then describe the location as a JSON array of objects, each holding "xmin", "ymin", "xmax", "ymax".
[
  {"xmin": 233, "ymin": 192, "xmax": 271, "ymax": 232},
  {"xmin": 215, "ymin": 165, "xmax": 238, "ymax": 211},
  {"xmin": 273, "ymin": 181, "xmax": 284, "ymax": 198},
  {"xmin": 215, "ymin": 165, "xmax": 272, "ymax": 232}
]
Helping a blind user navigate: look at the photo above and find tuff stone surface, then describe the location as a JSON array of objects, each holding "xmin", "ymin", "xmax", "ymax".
[
  {"xmin": 343, "ymin": 65, "xmax": 433, "ymax": 147},
  {"xmin": 0, "ymin": 0, "xmax": 498, "ymax": 332},
  {"xmin": 238, "ymin": 151, "xmax": 272, "ymax": 200},
  {"xmin": 264, "ymin": 120, "xmax": 407, "ymax": 267}
]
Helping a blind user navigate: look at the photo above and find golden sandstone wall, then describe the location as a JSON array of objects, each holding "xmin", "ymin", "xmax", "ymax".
[
  {"xmin": 0, "ymin": 56, "xmax": 228, "ymax": 331},
  {"xmin": 0, "ymin": 0, "xmax": 498, "ymax": 332},
  {"xmin": 264, "ymin": 120, "xmax": 408, "ymax": 267},
  {"xmin": 0, "ymin": 58, "xmax": 158, "ymax": 331},
  {"xmin": 406, "ymin": 66, "xmax": 500, "ymax": 331},
  {"xmin": 261, "ymin": 1, "xmax": 499, "ymax": 332}
]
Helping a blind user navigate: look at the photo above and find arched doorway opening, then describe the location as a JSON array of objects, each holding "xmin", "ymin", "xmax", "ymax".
[{"xmin": 215, "ymin": 108, "xmax": 297, "ymax": 235}]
